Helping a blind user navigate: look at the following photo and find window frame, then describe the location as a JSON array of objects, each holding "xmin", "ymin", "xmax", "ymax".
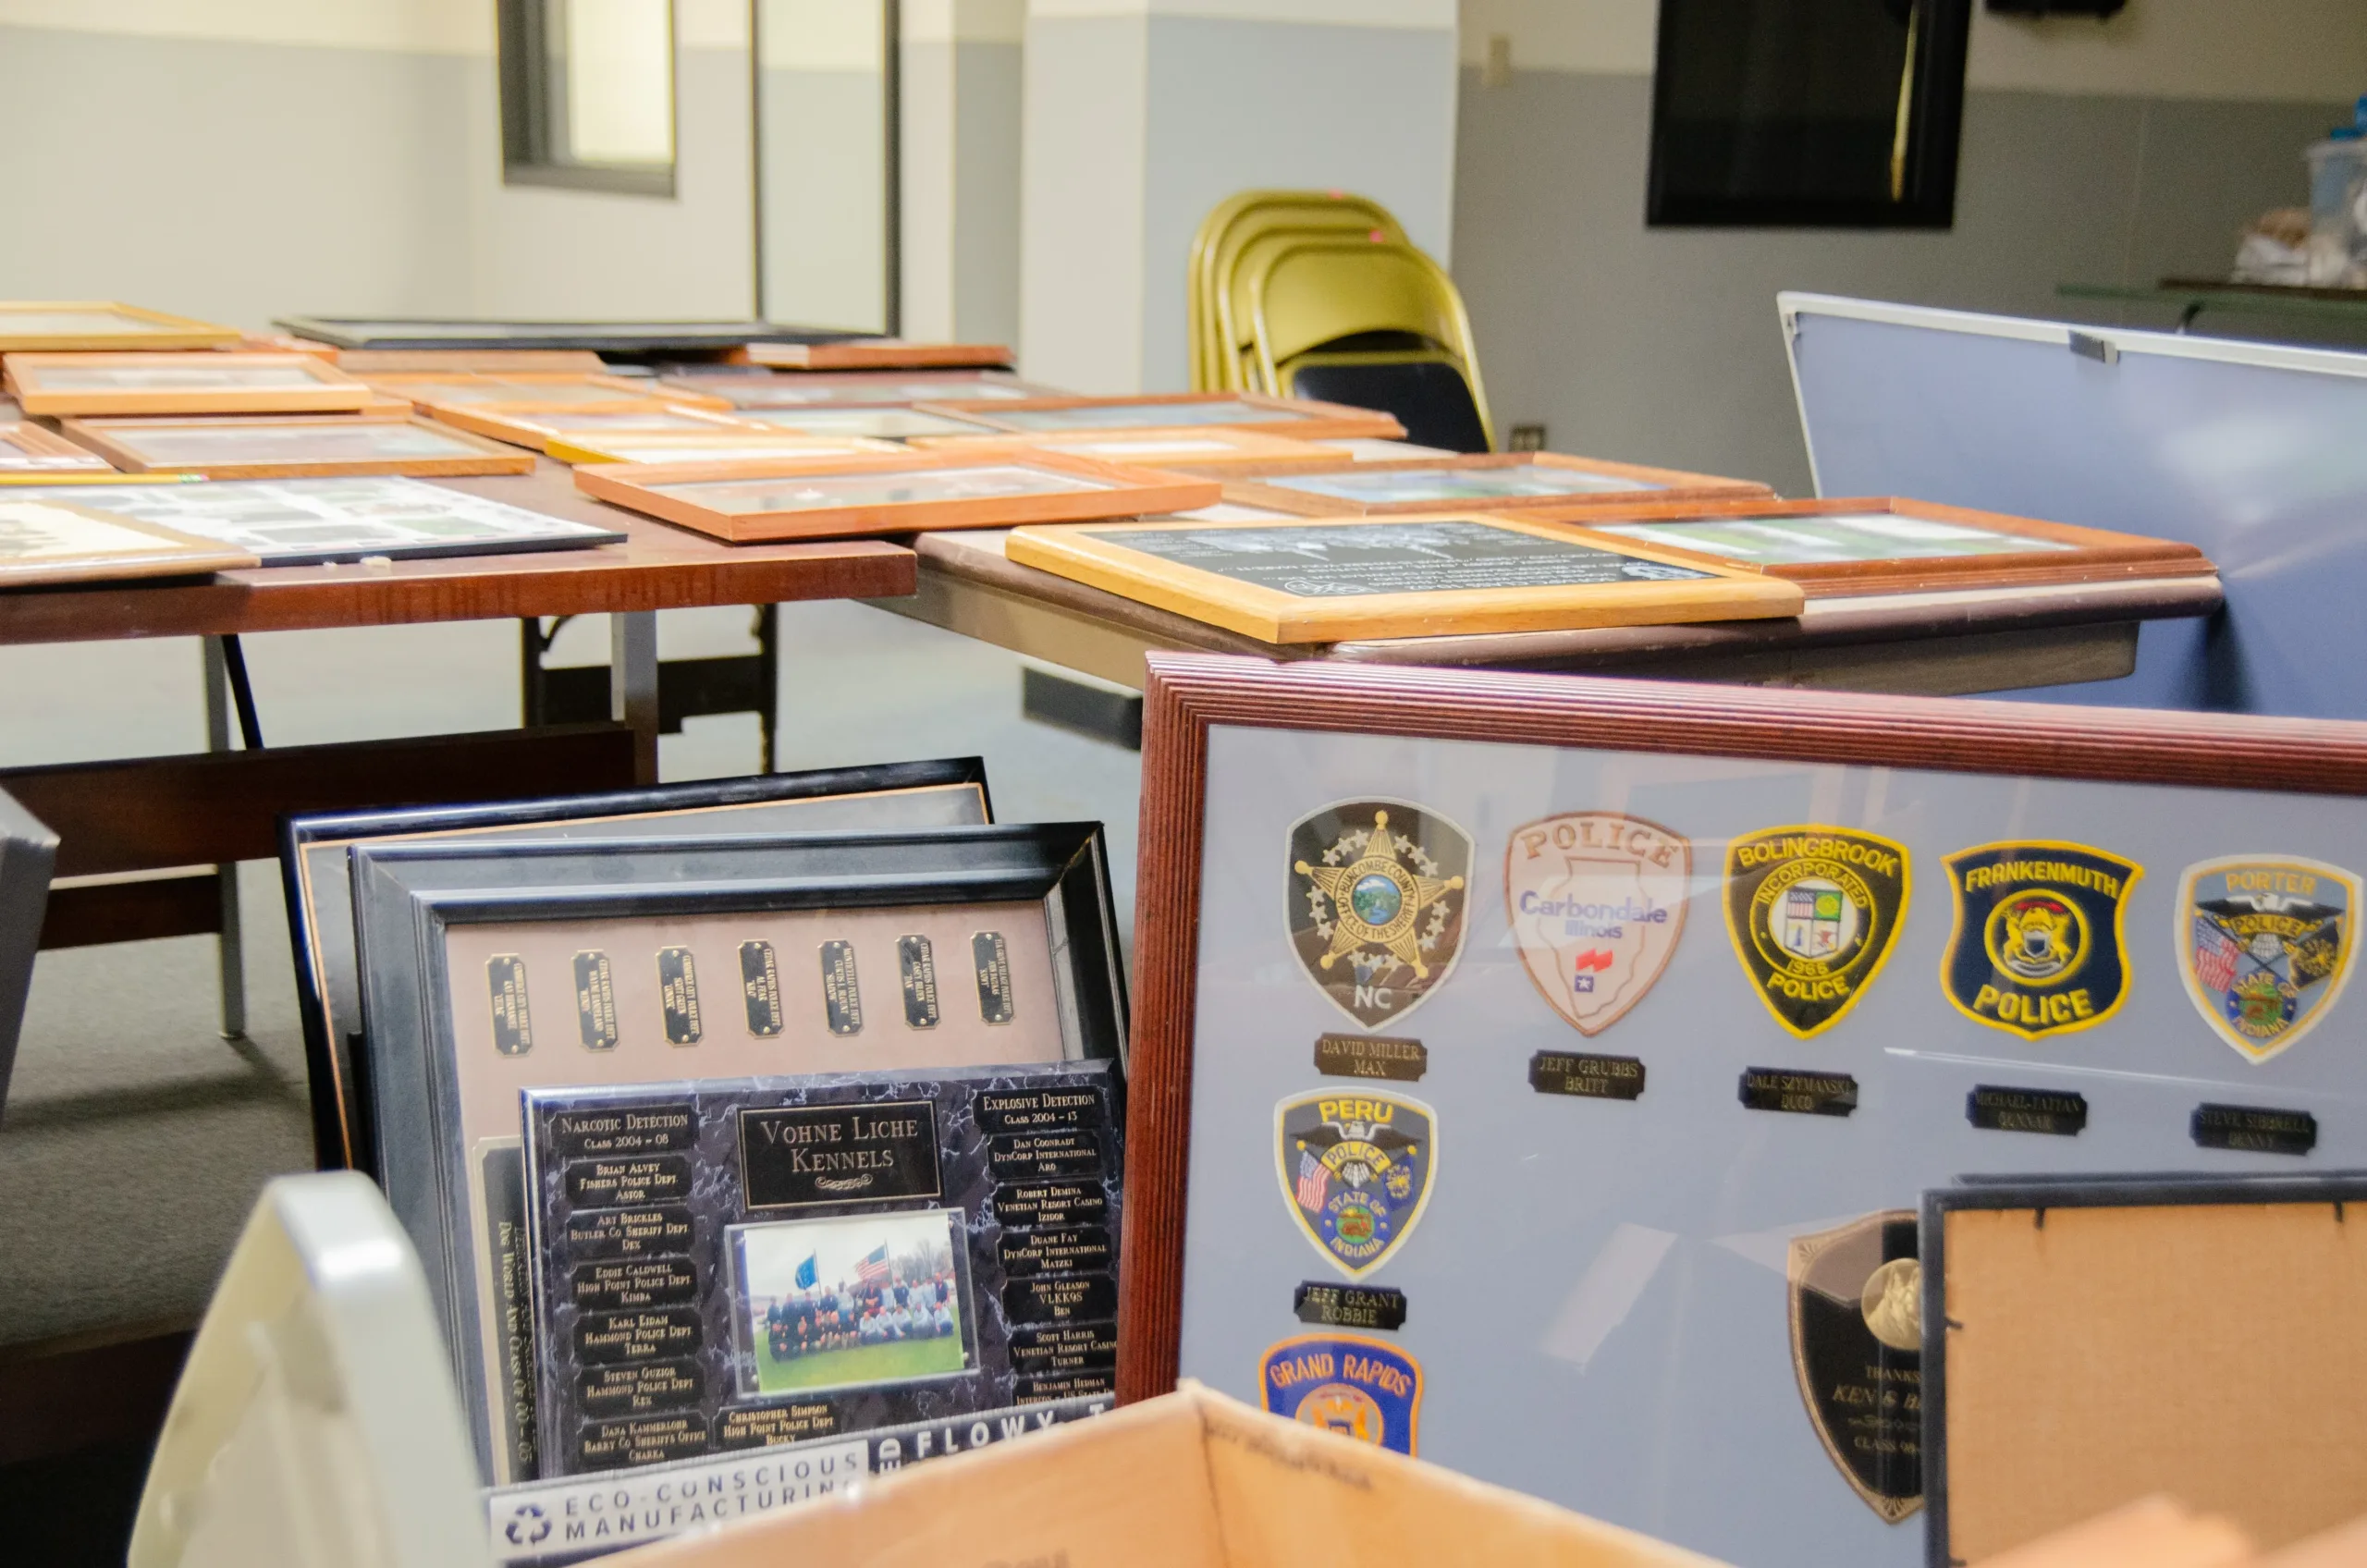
[{"xmin": 498, "ymin": 0, "xmax": 681, "ymax": 199}]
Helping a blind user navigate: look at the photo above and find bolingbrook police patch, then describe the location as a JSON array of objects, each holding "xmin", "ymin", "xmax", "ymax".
[
  {"xmin": 1258, "ymin": 1333, "xmax": 1423, "ymax": 1456},
  {"xmin": 1723, "ymin": 826, "xmax": 1911, "ymax": 1038},
  {"xmin": 1942, "ymin": 840, "xmax": 2141, "ymax": 1040}
]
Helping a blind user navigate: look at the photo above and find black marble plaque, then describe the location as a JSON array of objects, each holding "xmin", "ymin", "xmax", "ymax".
[
  {"xmin": 2192, "ymin": 1102, "xmax": 2317, "ymax": 1156},
  {"xmin": 1967, "ymin": 1085, "xmax": 2088, "ymax": 1136},
  {"xmin": 552, "ymin": 1104, "xmax": 694, "ymax": 1160},
  {"xmin": 657, "ymin": 947, "xmax": 703, "ymax": 1045},
  {"xmin": 1313, "ymin": 1033, "xmax": 1427, "ymax": 1083},
  {"xmin": 574, "ymin": 949, "xmax": 619, "ymax": 1051},
  {"xmin": 1081, "ymin": 519, "xmax": 1713, "ymax": 597},
  {"xmin": 487, "ymin": 955, "xmax": 533, "ymax": 1056},
  {"xmin": 740, "ymin": 1101, "xmax": 943, "ymax": 1210},
  {"xmin": 740, "ymin": 940, "xmax": 784, "ymax": 1037},
  {"xmin": 1739, "ymin": 1068, "xmax": 1858, "ymax": 1118},
  {"xmin": 1294, "ymin": 1281, "xmax": 1408, "ymax": 1332},
  {"xmin": 1530, "ymin": 1051, "xmax": 1646, "ymax": 1101}
]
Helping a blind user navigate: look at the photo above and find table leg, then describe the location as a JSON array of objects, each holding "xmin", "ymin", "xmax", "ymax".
[
  {"xmin": 610, "ymin": 610, "xmax": 660, "ymax": 784},
  {"xmin": 201, "ymin": 637, "xmax": 247, "ymax": 1040}
]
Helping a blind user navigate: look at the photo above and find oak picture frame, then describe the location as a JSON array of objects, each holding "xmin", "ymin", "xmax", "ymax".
[
  {"xmin": 656, "ymin": 370, "xmax": 1063, "ymax": 409},
  {"xmin": 541, "ymin": 432, "xmax": 905, "ymax": 465},
  {"xmin": 363, "ymin": 371, "xmax": 733, "ymax": 412},
  {"xmin": 735, "ymin": 340, "xmax": 1015, "ymax": 371},
  {"xmin": 0, "ymin": 495, "xmax": 260, "ymax": 585},
  {"xmin": 58, "ymin": 413, "xmax": 538, "ymax": 479},
  {"xmin": 575, "ymin": 449, "xmax": 1220, "ymax": 544},
  {"xmin": 1211, "ymin": 451, "xmax": 1775, "ymax": 514},
  {"xmin": 4, "ymin": 351, "xmax": 377, "ymax": 415},
  {"xmin": 1550, "ymin": 496, "xmax": 2215, "ymax": 596},
  {"xmin": 1004, "ymin": 510, "xmax": 1805, "ymax": 642},
  {"xmin": 914, "ymin": 425, "xmax": 1357, "ymax": 471},
  {"xmin": 918, "ymin": 391, "xmax": 1408, "ymax": 442},
  {"xmin": 421, "ymin": 402, "xmax": 765, "ymax": 453},
  {"xmin": 0, "ymin": 420, "xmax": 115, "ymax": 472},
  {"xmin": 0, "ymin": 300, "xmax": 241, "ymax": 352}
]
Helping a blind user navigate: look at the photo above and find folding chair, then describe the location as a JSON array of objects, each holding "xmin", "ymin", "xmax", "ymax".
[{"xmin": 1188, "ymin": 190, "xmax": 1404, "ymax": 391}]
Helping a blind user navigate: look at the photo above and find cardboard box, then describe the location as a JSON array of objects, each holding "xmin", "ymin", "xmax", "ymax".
[{"xmin": 609, "ymin": 1382, "xmax": 1728, "ymax": 1568}]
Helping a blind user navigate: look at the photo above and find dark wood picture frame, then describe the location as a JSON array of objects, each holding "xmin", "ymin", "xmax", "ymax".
[
  {"xmin": 918, "ymin": 391, "xmax": 1408, "ymax": 443},
  {"xmin": 575, "ymin": 449, "xmax": 1220, "ymax": 544},
  {"xmin": 1116, "ymin": 653, "xmax": 2367, "ymax": 1405},
  {"xmin": 1211, "ymin": 451, "xmax": 1773, "ymax": 514},
  {"xmin": 1546, "ymin": 496, "xmax": 2215, "ymax": 596}
]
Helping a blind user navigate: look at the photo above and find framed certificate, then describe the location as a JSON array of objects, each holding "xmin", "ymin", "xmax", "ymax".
[
  {"xmin": 738, "ymin": 340, "xmax": 1015, "ymax": 371},
  {"xmin": 731, "ymin": 406, "xmax": 1011, "ymax": 441},
  {"xmin": 57, "ymin": 414, "xmax": 536, "ymax": 479},
  {"xmin": 1564, "ymin": 496, "xmax": 2214, "ymax": 595},
  {"xmin": 916, "ymin": 426, "xmax": 1355, "ymax": 471},
  {"xmin": 0, "ymin": 420, "xmax": 114, "ymax": 472},
  {"xmin": 656, "ymin": 371, "xmax": 1063, "ymax": 409},
  {"xmin": 1005, "ymin": 512, "xmax": 1804, "ymax": 642},
  {"xmin": 0, "ymin": 300, "xmax": 240, "ymax": 352},
  {"xmin": 3, "ymin": 351, "xmax": 377, "ymax": 415},
  {"xmin": 1120, "ymin": 650, "xmax": 2367, "ymax": 1567},
  {"xmin": 349, "ymin": 824, "xmax": 1126, "ymax": 1485},
  {"xmin": 425, "ymin": 403, "xmax": 765, "ymax": 453},
  {"xmin": 1213, "ymin": 452, "xmax": 1773, "ymax": 515},
  {"xmin": 542, "ymin": 432, "xmax": 904, "ymax": 466},
  {"xmin": 363, "ymin": 372, "xmax": 732, "ymax": 412},
  {"xmin": 920, "ymin": 391, "xmax": 1405, "ymax": 442},
  {"xmin": 0, "ymin": 495, "xmax": 258, "ymax": 586},
  {"xmin": 280, "ymin": 758, "xmax": 993, "ymax": 1174},
  {"xmin": 576, "ymin": 451, "xmax": 1220, "ymax": 545}
]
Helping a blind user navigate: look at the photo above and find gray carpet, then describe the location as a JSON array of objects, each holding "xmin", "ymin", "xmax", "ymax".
[{"xmin": 0, "ymin": 600, "xmax": 1144, "ymax": 1347}]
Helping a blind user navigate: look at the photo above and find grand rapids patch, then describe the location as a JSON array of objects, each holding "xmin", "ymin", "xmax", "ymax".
[
  {"xmin": 1287, "ymin": 801, "xmax": 1470, "ymax": 1030},
  {"xmin": 1723, "ymin": 826, "xmax": 1909, "ymax": 1036},
  {"xmin": 1505, "ymin": 813, "xmax": 1689, "ymax": 1036},
  {"xmin": 2178, "ymin": 855, "xmax": 2360, "ymax": 1064},
  {"xmin": 1276, "ymin": 1088, "xmax": 1437, "ymax": 1280},
  {"xmin": 1942, "ymin": 841, "xmax": 2141, "ymax": 1039},
  {"xmin": 1259, "ymin": 1334, "xmax": 1423, "ymax": 1456}
]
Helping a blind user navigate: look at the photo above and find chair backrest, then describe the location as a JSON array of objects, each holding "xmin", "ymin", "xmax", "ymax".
[
  {"xmin": 1189, "ymin": 190, "xmax": 1405, "ymax": 390},
  {"xmin": 0, "ymin": 786, "xmax": 55, "ymax": 1114},
  {"xmin": 129, "ymin": 1171, "xmax": 487, "ymax": 1568},
  {"xmin": 1217, "ymin": 226, "xmax": 1422, "ymax": 393},
  {"xmin": 1240, "ymin": 236, "xmax": 1495, "ymax": 449},
  {"xmin": 1282, "ymin": 351, "xmax": 1494, "ymax": 454}
]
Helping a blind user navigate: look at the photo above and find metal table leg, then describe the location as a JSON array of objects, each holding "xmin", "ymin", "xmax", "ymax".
[
  {"xmin": 610, "ymin": 610, "xmax": 660, "ymax": 784},
  {"xmin": 202, "ymin": 636, "xmax": 247, "ymax": 1039}
]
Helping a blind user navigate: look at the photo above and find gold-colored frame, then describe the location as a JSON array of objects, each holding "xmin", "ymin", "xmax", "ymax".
[
  {"xmin": 575, "ymin": 449, "xmax": 1221, "ymax": 544},
  {"xmin": 1005, "ymin": 510, "xmax": 1806, "ymax": 643},
  {"xmin": 4, "ymin": 352, "xmax": 377, "ymax": 416},
  {"xmin": 917, "ymin": 391, "xmax": 1407, "ymax": 443},
  {"xmin": 58, "ymin": 413, "xmax": 538, "ymax": 480},
  {"xmin": 1215, "ymin": 451, "xmax": 1773, "ymax": 514},
  {"xmin": 0, "ymin": 300, "xmax": 241, "ymax": 352}
]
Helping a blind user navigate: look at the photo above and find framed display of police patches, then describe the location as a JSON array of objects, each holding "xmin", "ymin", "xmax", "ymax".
[
  {"xmin": 349, "ymin": 825, "xmax": 1125, "ymax": 1489},
  {"xmin": 279, "ymin": 758, "xmax": 993, "ymax": 1173},
  {"xmin": 522, "ymin": 1061, "xmax": 1120, "ymax": 1477},
  {"xmin": 1121, "ymin": 652, "xmax": 2367, "ymax": 1568}
]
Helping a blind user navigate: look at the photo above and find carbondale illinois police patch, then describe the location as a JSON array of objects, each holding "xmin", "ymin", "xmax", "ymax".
[
  {"xmin": 1723, "ymin": 826, "xmax": 1910, "ymax": 1037},
  {"xmin": 1943, "ymin": 840, "xmax": 2141, "ymax": 1040},
  {"xmin": 1505, "ymin": 812, "xmax": 1690, "ymax": 1037},
  {"xmin": 1275, "ymin": 1088, "xmax": 1437, "ymax": 1280},
  {"xmin": 1260, "ymin": 1334, "xmax": 1423, "ymax": 1456}
]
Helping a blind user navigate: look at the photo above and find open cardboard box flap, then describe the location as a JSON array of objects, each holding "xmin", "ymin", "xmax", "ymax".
[{"xmin": 608, "ymin": 1382, "xmax": 1729, "ymax": 1568}]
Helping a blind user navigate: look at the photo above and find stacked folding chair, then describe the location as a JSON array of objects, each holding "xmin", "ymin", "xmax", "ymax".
[{"xmin": 1187, "ymin": 189, "xmax": 1495, "ymax": 452}]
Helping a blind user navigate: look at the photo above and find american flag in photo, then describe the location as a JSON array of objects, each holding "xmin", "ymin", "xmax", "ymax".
[
  {"xmin": 855, "ymin": 1243, "xmax": 891, "ymax": 1284},
  {"xmin": 2193, "ymin": 915, "xmax": 2241, "ymax": 992},
  {"xmin": 1295, "ymin": 1152, "xmax": 1328, "ymax": 1212}
]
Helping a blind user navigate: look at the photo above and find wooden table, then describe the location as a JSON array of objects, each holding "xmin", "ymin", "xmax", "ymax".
[
  {"xmin": 865, "ymin": 528, "xmax": 2225, "ymax": 698},
  {"xmin": 0, "ymin": 461, "xmax": 914, "ymax": 1034}
]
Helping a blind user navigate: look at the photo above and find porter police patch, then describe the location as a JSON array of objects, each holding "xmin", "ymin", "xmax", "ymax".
[
  {"xmin": 1275, "ymin": 1088, "xmax": 1437, "ymax": 1280},
  {"xmin": 1723, "ymin": 826, "xmax": 1910, "ymax": 1037},
  {"xmin": 1942, "ymin": 840, "xmax": 2141, "ymax": 1039},
  {"xmin": 1259, "ymin": 1334, "xmax": 1423, "ymax": 1456},
  {"xmin": 2177, "ymin": 855, "xmax": 2360, "ymax": 1064},
  {"xmin": 1287, "ymin": 800, "xmax": 1470, "ymax": 1029}
]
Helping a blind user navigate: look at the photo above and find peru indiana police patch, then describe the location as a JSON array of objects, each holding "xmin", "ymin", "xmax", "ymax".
[{"xmin": 1942, "ymin": 840, "xmax": 2142, "ymax": 1040}]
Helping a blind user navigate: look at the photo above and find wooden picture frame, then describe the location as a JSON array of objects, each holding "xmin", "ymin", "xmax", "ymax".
[
  {"xmin": 1548, "ymin": 496, "xmax": 2215, "ymax": 596},
  {"xmin": 361, "ymin": 371, "xmax": 730, "ymax": 412},
  {"xmin": 541, "ymin": 432, "xmax": 903, "ymax": 465},
  {"xmin": 0, "ymin": 495, "xmax": 258, "ymax": 585},
  {"xmin": 576, "ymin": 449, "xmax": 1220, "ymax": 544},
  {"xmin": 0, "ymin": 300, "xmax": 240, "ymax": 351},
  {"xmin": 1212, "ymin": 451, "xmax": 1774, "ymax": 514},
  {"xmin": 920, "ymin": 391, "xmax": 1406, "ymax": 442},
  {"xmin": 736, "ymin": 339, "xmax": 1015, "ymax": 371},
  {"xmin": 0, "ymin": 420, "xmax": 115, "ymax": 472},
  {"xmin": 335, "ymin": 349, "xmax": 608, "ymax": 374},
  {"xmin": 914, "ymin": 425, "xmax": 1356, "ymax": 470},
  {"xmin": 656, "ymin": 370, "xmax": 1064, "ymax": 409},
  {"xmin": 57, "ymin": 414, "xmax": 537, "ymax": 479},
  {"xmin": 420, "ymin": 402, "xmax": 762, "ymax": 452},
  {"xmin": 1005, "ymin": 511, "xmax": 1804, "ymax": 642},
  {"xmin": 730, "ymin": 405, "xmax": 1012, "ymax": 440},
  {"xmin": 4, "ymin": 352, "xmax": 376, "ymax": 415}
]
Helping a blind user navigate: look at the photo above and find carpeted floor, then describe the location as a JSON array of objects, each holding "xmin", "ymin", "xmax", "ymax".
[{"xmin": 0, "ymin": 598, "xmax": 1144, "ymax": 1350}]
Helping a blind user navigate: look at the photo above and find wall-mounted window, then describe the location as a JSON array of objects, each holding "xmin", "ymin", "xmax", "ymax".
[
  {"xmin": 1647, "ymin": 0, "xmax": 1970, "ymax": 227},
  {"xmin": 498, "ymin": 0, "xmax": 678, "ymax": 196}
]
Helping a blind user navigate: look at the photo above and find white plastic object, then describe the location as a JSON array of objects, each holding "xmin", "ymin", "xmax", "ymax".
[{"xmin": 128, "ymin": 1171, "xmax": 490, "ymax": 1568}]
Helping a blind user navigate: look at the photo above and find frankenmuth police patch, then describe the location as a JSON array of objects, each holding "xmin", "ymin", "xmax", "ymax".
[
  {"xmin": 1723, "ymin": 826, "xmax": 1910, "ymax": 1037},
  {"xmin": 1275, "ymin": 1088, "xmax": 1437, "ymax": 1280},
  {"xmin": 1942, "ymin": 841, "xmax": 2142, "ymax": 1040},
  {"xmin": 1260, "ymin": 1333, "xmax": 1424, "ymax": 1456},
  {"xmin": 1287, "ymin": 801, "xmax": 1470, "ymax": 1030},
  {"xmin": 2177, "ymin": 855, "xmax": 2360, "ymax": 1064}
]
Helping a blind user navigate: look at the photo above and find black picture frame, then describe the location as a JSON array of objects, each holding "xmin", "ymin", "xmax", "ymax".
[
  {"xmin": 348, "ymin": 823, "xmax": 1127, "ymax": 1484},
  {"xmin": 1919, "ymin": 1171, "xmax": 2367, "ymax": 1565},
  {"xmin": 1646, "ymin": 0, "xmax": 1972, "ymax": 229},
  {"xmin": 272, "ymin": 317, "xmax": 872, "ymax": 354},
  {"xmin": 280, "ymin": 759, "xmax": 993, "ymax": 1174}
]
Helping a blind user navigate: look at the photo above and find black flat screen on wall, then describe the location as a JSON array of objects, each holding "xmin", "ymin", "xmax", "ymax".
[{"xmin": 1647, "ymin": 0, "xmax": 1969, "ymax": 227}]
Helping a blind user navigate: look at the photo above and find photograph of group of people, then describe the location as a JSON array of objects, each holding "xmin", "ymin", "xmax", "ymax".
[{"xmin": 733, "ymin": 1209, "xmax": 973, "ymax": 1396}]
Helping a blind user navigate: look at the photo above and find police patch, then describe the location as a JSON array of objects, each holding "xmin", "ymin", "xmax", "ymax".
[
  {"xmin": 1505, "ymin": 813, "xmax": 1690, "ymax": 1036},
  {"xmin": 1259, "ymin": 1333, "xmax": 1423, "ymax": 1456},
  {"xmin": 2177, "ymin": 855, "xmax": 2360, "ymax": 1065},
  {"xmin": 1275, "ymin": 1088, "xmax": 1437, "ymax": 1280},
  {"xmin": 1942, "ymin": 840, "xmax": 2141, "ymax": 1039},
  {"xmin": 1722, "ymin": 826, "xmax": 1910, "ymax": 1036},
  {"xmin": 1287, "ymin": 801, "xmax": 1470, "ymax": 1030}
]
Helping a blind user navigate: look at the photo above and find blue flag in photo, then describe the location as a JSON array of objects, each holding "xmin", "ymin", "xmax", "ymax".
[{"xmin": 794, "ymin": 1253, "xmax": 818, "ymax": 1291}]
